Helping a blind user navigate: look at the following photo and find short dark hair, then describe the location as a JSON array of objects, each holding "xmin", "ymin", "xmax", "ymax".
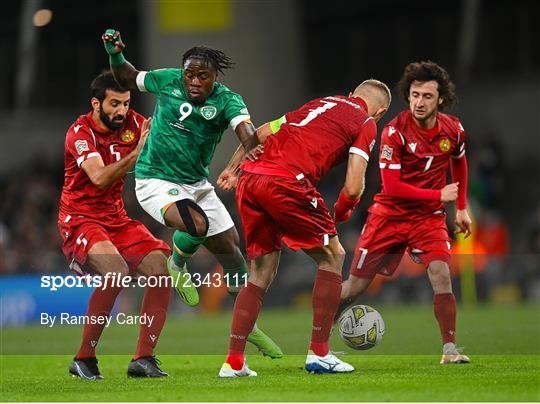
[
  {"xmin": 182, "ymin": 46, "xmax": 234, "ymax": 75},
  {"xmin": 91, "ymin": 71, "xmax": 127, "ymax": 102},
  {"xmin": 397, "ymin": 61, "xmax": 457, "ymax": 110}
]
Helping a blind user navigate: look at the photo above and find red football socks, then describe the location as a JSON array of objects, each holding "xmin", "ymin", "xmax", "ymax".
[
  {"xmin": 310, "ymin": 270, "xmax": 342, "ymax": 357},
  {"xmin": 225, "ymin": 350, "xmax": 245, "ymax": 371},
  {"xmin": 433, "ymin": 292, "xmax": 457, "ymax": 344},
  {"xmin": 134, "ymin": 278, "xmax": 171, "ymax": 360},
  {"xmin": 76, "ymin": 285, "xmax": 123, "ymax": 359},
  {"xmin": 226, "ymin": 282, "xmax": 265, "ymax": 370}
]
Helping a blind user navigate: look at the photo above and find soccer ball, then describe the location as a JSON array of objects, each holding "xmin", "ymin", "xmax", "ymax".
[{"xmin": 338, "ymin": 304, "xmax": 385, "ymax": 350}]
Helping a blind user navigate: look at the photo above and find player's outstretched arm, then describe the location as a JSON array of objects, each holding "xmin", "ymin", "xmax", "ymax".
[
  {"xmin": 334, "ymin": 154, "xmax": 368, "ymax": 223},
  {"xmin": 217, "ymin": 121, "xmax": 262, "ymax": 190},
  {"xmin": 82, "ymin": 118, "xmax": 151, "ymax": 189},
  {"xmin": 235, "ymin": 121, "xmax": 260, "ymax": 153},
  {"xmin": 102, "ymin": 29, "xmax": 139, "ymax": 90}
]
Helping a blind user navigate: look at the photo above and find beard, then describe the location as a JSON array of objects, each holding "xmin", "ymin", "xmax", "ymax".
[{"xmin": 99, "ymin": 107, "xmax": 125, "ymax": 131}]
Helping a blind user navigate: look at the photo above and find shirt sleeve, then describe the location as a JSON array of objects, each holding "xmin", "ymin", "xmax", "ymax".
[
  {"xmin": 224, "ymin": 93, "xmax": 251, "ymax": 130},
  {"xmin": 378, "ymin": 124, "xmax": 405, "ymax": 170},
  {"xmin": 136, "ymin": 68, "xmax": 178, "ymax": 94},
  {"xmin": 451, "ymin": 155, "xmax": 468, "ymax": 209},
  {"xmin": 349, "ymin": 117, "xmax": 377, "ymax": 162},
  {"xmin": 452, "ymin": 119, "xmax": 466, "ymax": 159},
  {"xmin": 65, "ymin": 125, "xmax": 101, "ymax": 167}
]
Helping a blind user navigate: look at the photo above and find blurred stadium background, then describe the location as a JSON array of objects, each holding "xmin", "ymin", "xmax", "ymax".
[{"xmin": 1, "ymin": 0, "xmax": 539, "ymax": 338}]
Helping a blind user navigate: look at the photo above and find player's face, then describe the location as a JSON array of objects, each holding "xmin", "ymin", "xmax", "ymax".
[
  {"xmin": 409, "ymin": 80, "xmax": 442, "ymax": 123},
  {"xmin": 96, "ymin": 89, "xmax": 130, "ymax": 131},
  {"xmin": 183, "ymin": 58, "xmax": 217, "ymax": 104}
]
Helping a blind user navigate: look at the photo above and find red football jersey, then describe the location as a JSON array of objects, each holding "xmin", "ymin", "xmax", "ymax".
[
  {"xmin": 59, "ymin": 110, "xmax": 145, "ymax": 221},
  {"xmin": 242, "ymin": 95, "xmax": 377, "ymax": 183},
  {"xmin": 370, "ymin": 110, "xmax": 466, "ymax": 220}
]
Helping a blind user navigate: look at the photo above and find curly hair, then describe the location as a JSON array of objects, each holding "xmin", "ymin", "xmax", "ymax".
[
  {"xmin": 397, "ymin": 61, "xmax": 457, "ymax": 110},
  {"xmin": 182, "ymin": 46, "xmax": 234, "ymax": 75}
]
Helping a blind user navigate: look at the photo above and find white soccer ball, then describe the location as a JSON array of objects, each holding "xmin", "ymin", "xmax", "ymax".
[{"xmin": 338, "ymin": 304, "xmax": 385, "ymax": 350}]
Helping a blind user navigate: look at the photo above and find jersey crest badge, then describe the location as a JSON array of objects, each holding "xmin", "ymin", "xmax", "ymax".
[
  {"xmin": 381, "ymin": 144, "xmax": 393, "ymax": 160},
  {"xmin": 121, "ymin": 130, "xmax": 135, "ymax": 143},
  {"xmin": 439, "ymin": 138, "xmax": 451, "ymax": 152},
  {"xmin": 167, "ymin": 188, "xmax": 180, "ymax": 196},
  {"xmin": 74, "ymin": 140, "xmax": 89, "ymax": 155},
  {"xmin": 200, "ymin": 106, "xmax": 217, "ymax": 120}
]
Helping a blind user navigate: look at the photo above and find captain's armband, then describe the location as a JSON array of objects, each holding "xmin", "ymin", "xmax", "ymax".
[{"xmin": 269, "ymin": 115, "xmax": 286, "ymax": 134}]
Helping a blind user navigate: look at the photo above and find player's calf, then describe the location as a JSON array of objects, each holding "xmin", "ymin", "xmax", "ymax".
[{"xmin": 167, "ymin": 256, "xmax": 199, "ymax": 306}]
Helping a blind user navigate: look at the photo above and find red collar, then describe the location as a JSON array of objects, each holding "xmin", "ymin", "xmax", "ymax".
[
  {"xmin": 84, "ymin": 111, "xmax": 111, "ymax": 134},
  {"xmin": 408, "ymin": 110, "xmax": 440, "ymax": 139},
  {"xmin": 352, "ymin": 96, "xmax": 368, "ymax": 112}
]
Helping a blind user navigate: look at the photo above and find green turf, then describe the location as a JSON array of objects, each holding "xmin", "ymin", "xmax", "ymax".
[
  {"xmin": 1, "ymin": 304, "xmax": 539, "ymax": 401},
  {"xmin": 1, "ymin": 355, "xmax": 539, "ymax": 401}
]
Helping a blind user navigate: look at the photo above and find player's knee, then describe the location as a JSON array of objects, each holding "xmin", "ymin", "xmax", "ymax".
[
  {"xmin": 249, "ymin": 267, "xmax": 275, "ymax": 290},
  {"xmin": 428, "ymin": 260, "xmax": 450, "ymax": 276},
  {"xmin": 326, "ymin": 241, "xmax": 346, "ymax": 269},
  {"xmin": 336, "ymin": 244, "xmax": 346, "ymax": 263},
  {"xmin": 191, "ymin": 212, "xmax": 208, "ymax": 237},
  {"xmin": 428, "ymin": 260, "xmax": 452, "ymax": 292},
  {"xmin": 175, "ymin": 199, "xmax": 209, "ymax": 237}
]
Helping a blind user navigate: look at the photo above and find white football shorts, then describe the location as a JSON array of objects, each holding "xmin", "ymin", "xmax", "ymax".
[{"xmin": 135, "ymin": 177, "xmax": 235, "ymax": 237}]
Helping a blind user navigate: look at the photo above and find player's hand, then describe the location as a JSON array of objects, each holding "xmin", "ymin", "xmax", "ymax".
[
  {"xmin": 217, "ymin": 168, "xmax": 238, "ymax": 191},
  {"xmin": 455, "ymin": 208, "xmax": 472, "ymax": 239},
  {"xmin": 244, "ymin": 144, "xmax": 264, "ymax": 162},
  {"xmin": 440, "ymin": 182, "xmax": 458, "ymax": 202},
  {"xmin": 135, "ymin": 118, "xmax": 151, "ymax": 154},
  {"xmin": 102, "ymin": 29, "xmax": 125, "ymax": 55}
]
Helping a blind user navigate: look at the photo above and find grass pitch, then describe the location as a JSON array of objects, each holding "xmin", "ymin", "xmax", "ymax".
[{"xmin": 1, "ymin": 304, "xmax": 539, "ymax": 401}]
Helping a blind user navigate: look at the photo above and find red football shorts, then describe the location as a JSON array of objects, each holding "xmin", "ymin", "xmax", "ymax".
[
  {"xmin": 58, "ymin": 213, "xmax": 171, "ymax": 274},
  {"xmin": 349, "ymin": 212, "xmax": 451, "ymax": 279},
  {"xmin": 236, "ymin": 172, "xmax": 337, "ymax": 259}
]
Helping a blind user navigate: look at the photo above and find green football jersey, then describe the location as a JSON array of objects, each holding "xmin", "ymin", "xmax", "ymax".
[{"xmin": 135, "ymin": 68, "xmax": 250, "ymax": 184}]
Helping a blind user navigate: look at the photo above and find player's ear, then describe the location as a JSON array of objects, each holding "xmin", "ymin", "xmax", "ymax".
[
  {"xmin": 91, "ymin": 97, "xmax": 100, "ymax": 111},
  {"xmin": 438, "ymin": 97, "xmax": 443, "ymax": 105},
  {"xmin": 373, "ymin": 107, "xmax": 387, "ymax": 122}
]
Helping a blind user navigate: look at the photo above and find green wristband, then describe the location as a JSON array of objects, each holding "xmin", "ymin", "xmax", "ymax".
[{"xmin": 109, "ymin": 52, "xmax": 126, "ymax": 67}]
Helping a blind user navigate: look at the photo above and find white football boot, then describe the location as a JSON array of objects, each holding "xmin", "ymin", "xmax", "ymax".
[
  {"xmin": 218, "ymin": 362, "xmax": 257, "ymax": 378},
  {"xmin": 305, "ymin": 350, "xmax": 355, "ymax": 374},
  {"xmin": 440, "ymin": 343, "xmax": 470, "ymax": 364}
]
